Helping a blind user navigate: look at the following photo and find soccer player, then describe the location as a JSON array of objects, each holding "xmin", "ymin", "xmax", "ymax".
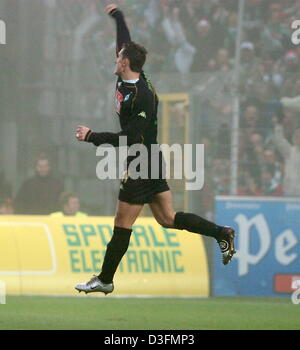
[{"xmin": 75, "ymin": 3, "xmax": 236, "ymax": 295}]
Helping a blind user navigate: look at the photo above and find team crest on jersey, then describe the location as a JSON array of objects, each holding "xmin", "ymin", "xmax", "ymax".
[
  {"xmin": 124, "ymin": 92, "xmax": 132, "ymax": 102},
  {"xmin": 115, "ymin": 90, "xmax": 124, "ymax": 114}
]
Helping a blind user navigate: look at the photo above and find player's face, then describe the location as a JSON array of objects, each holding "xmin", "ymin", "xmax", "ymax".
[{"xmin": 114, "ymin": 48, "xmax": 126, "ymax": 76}]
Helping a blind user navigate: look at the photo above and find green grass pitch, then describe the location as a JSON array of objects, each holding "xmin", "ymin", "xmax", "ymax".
[{"xmin": 0, "ymin": 295, "xmax": 299, "ymax": 330}]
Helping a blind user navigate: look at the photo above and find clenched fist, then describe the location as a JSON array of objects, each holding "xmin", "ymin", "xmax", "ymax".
[
  {"xmin": 76, "ymin": 125, "xmax": 91, "ymax": 141},
  {"xmin": 105, "ymin": 3, "xmax": 118, "ymax": 15}
]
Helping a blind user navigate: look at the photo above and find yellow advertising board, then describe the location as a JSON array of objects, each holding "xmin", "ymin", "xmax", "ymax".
[{"xmin": 0, "ymin": 216, "xmax": 209, "ymax": 296}]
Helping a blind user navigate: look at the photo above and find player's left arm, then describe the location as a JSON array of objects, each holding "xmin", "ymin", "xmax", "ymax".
[{"xmin": 105, "ymin": 4, "xmax": 131, "ymax": 56}]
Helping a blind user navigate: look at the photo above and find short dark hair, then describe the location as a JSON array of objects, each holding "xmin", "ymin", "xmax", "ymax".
[
  {"xmin": 36, "ymin": 152, "xmax": 50, "ymax": 165},
  {"xmin": 122, "ymin": 41, "xmax": 147, "ymax": 73},
  {"xmin": 59, "ymin": 192, "xmax": 78, "ymax": 208}
]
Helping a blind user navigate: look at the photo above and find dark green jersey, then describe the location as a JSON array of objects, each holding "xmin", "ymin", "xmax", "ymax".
[{"xmin": 113, "ymin": 74, "xmax": 158, "ymax": 147}]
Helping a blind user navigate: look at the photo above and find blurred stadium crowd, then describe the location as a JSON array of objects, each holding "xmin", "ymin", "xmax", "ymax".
[{"xmin": 0, "ymin": 0, "xmax": 300, "ymax": 215}]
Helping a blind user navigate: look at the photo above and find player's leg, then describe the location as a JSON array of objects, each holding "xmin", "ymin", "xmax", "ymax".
[
  {"xmin": 149, "ymin": 190, "xmax": 236, "ymax": 265},
  {"xmin": 98, "ymin": 200, "xmax": 143, "ymax": 283},
  {"xmin": 148, "ymin": 190, "xmax": 176, "ymax": 228},
  {"xmin": 75, "ymin": 200, "xmax": 143, "ymax": 294},
  {"xmin": 149, "ymin": 190, "xmax": 222, "ymax": 236}
]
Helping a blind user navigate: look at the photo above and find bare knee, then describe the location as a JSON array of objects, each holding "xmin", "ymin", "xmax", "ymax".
[
  {"xmin": 114, "ymin": 202, "xmax": 143, "ymax": 229},
  {"xmin": 156, "ymin": 212, "xmax": 176, "ymax": 228},
  {"xmin": 114, "ymin": 212, "xmax": 132, "ymax": 229}
]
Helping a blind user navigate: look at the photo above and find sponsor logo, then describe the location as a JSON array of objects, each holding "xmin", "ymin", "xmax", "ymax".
[
  {"xmin": 138, "ymin": 111, "xmax": 147, "ymax": 119},
  {"xmin": 124, "ymin": 93, "xmax": 132, "ymax": 102},
  {"xmin": 234, "ymin": 214, "xmax": 298, "ymax": 276},
  {"xmin": 274, "ymin": 274, "xmax": 300, "ymax": 293},
  {"xmin": 219, "ymin": 241, "xmax": 229, "ymax": 252}
]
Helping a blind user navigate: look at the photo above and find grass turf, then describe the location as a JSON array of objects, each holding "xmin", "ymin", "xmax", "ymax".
[{"xmin": 0, "ymin": 295, "xmax": 299, "ymax": 330}]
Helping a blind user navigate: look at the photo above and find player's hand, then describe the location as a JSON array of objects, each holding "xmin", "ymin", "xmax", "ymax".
[
  {"xmin": 76, "ymin": 125, "xmax": 91, "ymax": 141},
  {"xmin": 105, "ymin": 3, "xmax": 118, "ymax": 15}
]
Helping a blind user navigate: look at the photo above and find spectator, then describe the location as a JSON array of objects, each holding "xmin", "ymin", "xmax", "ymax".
[
  {"xmin": 281, "ymin": 109, "xmax": 298, "ymax": 142},
  {"xmin": 50, "ymin": 192, "xmax": 87, "ymax": 217},
  {"xmin": 0, "ymin": 172, "xmax": 15, "ymax": 214},
  {"xmin": 273, "ymin": 120, "xmax": 300, "ymax": 196},
  {"xmin": 258, "ymin": 55, "xmax": 284, "ymax": 98},
  {"xmin": 283, "ymin": 50, "xmax": 299, "ymax": 74},
  {"xmin": 216, "ymin": 122, "xmax": 231, "ymax": 159},
  {"xmin": 281, "ymin": 75, "xmax": 300, "ymax": 100},
  {"xmin": 263, "ymin": 149, "xmax": 283, "ymax": 180},
  {"xmin": 15, "ymin": 154, "xmax": 64, "ymax": 215},
  {"xmin": 0, "ymin": 198, "xmax": 8, "ymax": 215},
  {"xmin": 144, "ymin": 0, "xmax": 161, "ymax": 28},
  {"xmin": 191, "ymin": 19, "xmax": 217, "ymax": 72},
  {"xmin": 281, "ymin": 95, "xmax": 300, "ymax": 113},
  {"xmin": 223, "ymin": 11, "xmax": 238, "ymax": 55},
  {"xmin": 238, "ymin": 171, "xmax": 262, "ymax": 196},
  {"xmin": 239, "ymin": 42, "xmax": 262, "ymax": 98},
  {"xmin": 215, "ymin": 48, "xmax": 232, "ymax": 72},
  {"xmin": 244, "ymin": 0, "xmax": 266, "ymax": 40},
  {"xmin": 240, "ymin": 105, "xmax": 263, "ymax": 136},
  {"xmin": 161, "ymin": 5, "xmax": 195, "ymax": 73},
  {"xmin": 210, "ymin": 3, "xmax": 229, "ymax": 50},
  {"xmin": 0, "ymin": 197, "xmax": 14, "ymax": 215},
  {"xmin": 240, "ymin": 41, "xmax": 256, "ymax": 64},
  {"xmin": 260, "ymin": 164, "xmax": 283, "ymax": 196},
  {"xmin": 208, "ymin": 48, "xmax": 232, "ymax": 72},
  {"xmin": 212, "ymin": 159, "xmax": 231, "ymax": 195},
  {"xmin": 250, "ymin": 132, "xmax": 265, "ymax": 165},
  {"xmin": 260, "ymin": 3, "xmax": 290, "ymax": 59},
  {"xmin": 280, "ymin": 77, "xmax": 300, "ymax": 114},
  {"xmin": 0, "ymin": 171, "xmax": 12, "ymax": 199}
]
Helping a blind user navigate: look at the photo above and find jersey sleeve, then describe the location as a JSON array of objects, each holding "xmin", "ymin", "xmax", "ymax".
[{"xmin": 109, "ymin": 8, "xmax": 131, "ymax": 56}]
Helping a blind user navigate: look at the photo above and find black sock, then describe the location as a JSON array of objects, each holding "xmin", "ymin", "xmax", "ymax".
[
  {"xmin": 99, "ymin": 226, "xmax": 132, "ymax": 284},
  {"xmin": 174, "ymin": 212, "xmax": 223, "ymax": 240}
]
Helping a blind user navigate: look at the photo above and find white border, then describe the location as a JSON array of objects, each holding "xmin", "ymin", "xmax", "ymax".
[{"xmin": 0, "ymin": 223, "xmax": 57, "ymax": 275}]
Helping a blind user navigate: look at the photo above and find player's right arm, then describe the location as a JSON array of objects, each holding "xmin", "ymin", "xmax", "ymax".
[
  {"xmin": 105, "ymin": 3, "xmax": 131, "ymax": 56},
  {"xmin": 76, "ymin": 90, "xmax": 153, "ymax": 147}
]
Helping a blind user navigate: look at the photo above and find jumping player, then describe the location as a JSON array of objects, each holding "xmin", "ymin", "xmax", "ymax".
[{"xmin": 75, "ymin": 4, "xmax": 236, "ymax": 295}]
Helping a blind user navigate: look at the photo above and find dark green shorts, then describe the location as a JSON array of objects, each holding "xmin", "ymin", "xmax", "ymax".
[{"xmin": 118, "ymin": 176, "xmax": 170, "ymax": 204}]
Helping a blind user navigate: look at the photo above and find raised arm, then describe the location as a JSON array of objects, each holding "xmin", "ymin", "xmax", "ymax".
[
  {"xmin": 105, "ymin": 4, "xmax": 131, "ymax": 56},
  {"xmin": 273, "ymin": 122, "xmax": 292, "ymax": 158}
]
